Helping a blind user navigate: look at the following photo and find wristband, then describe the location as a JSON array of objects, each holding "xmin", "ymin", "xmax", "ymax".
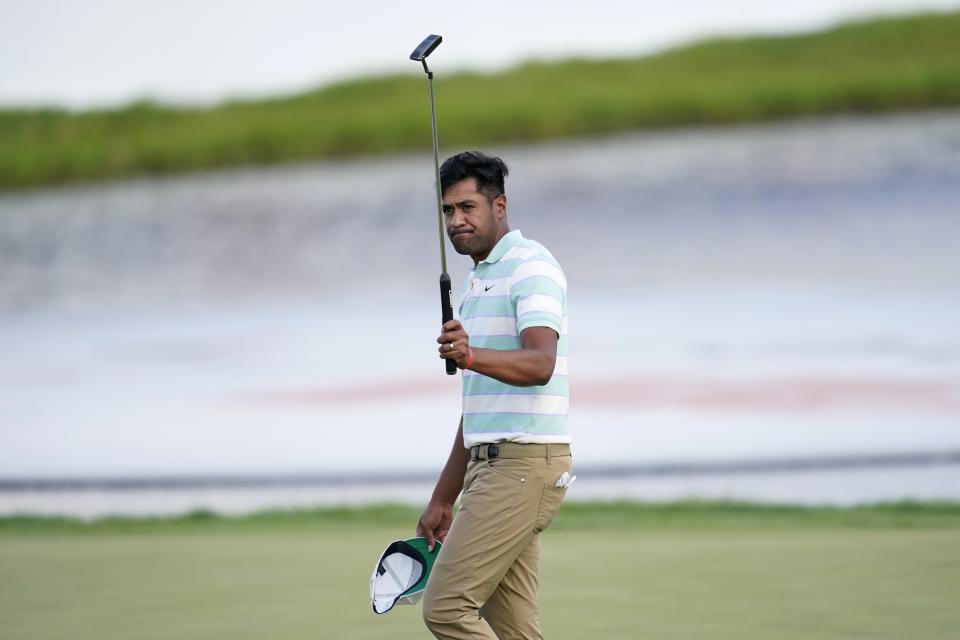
[{"xmin": 462, "ymin": 346, "xmax": 475, "ymax": 371}]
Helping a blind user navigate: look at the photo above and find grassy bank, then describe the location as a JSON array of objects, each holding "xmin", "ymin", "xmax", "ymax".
[
  {"xmin": 2, "ymin": 500, "xmax": 960, "ymax": 535},
  {"xmin": 1, "ymin": 11, "xmax": 959, "ymax": 190},
  {"xmin": 2, "ymin": 501, "xmax": 958, "ymax": 639}
]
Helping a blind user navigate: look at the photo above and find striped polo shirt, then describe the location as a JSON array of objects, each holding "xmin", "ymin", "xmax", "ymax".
[{"xmin": 459, "ymin": 230, "xmax": 570, "ymax": 447}]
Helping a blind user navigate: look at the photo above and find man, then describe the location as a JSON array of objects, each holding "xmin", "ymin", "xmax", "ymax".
[{"xmin": 418, "ymin": 151, "xmax": 572, "ymax": 640}]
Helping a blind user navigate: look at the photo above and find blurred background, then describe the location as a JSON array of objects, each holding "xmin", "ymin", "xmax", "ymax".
[
  {"xmin": 3, "ymin": 3, "xmax": 960, "ymax": 640},
  {"xmin": 1, "ymin": 0, "xmax": 958, "ymax": 515}
]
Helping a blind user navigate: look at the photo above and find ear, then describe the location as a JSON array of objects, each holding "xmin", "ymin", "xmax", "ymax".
[{"xmin": 494, "ymin": 194, "xmax": 507, "ymax": 218}]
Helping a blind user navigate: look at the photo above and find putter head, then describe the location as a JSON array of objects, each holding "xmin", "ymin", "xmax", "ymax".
[{"xmin": 410, "ymin": 34, "xmax": 442, "ymax": 61}]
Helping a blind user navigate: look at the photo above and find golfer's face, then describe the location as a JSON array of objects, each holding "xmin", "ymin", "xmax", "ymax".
[{"xmin": 442, "ymin": 178, "xmax": 504, "ymax": 260}]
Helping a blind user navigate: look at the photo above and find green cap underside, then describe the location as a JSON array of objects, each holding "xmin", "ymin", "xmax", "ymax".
[
  {"xmin": 372, "ymin": 537, "xmax": 442, "ymax": 614},
  {"xmin": 398, "ymin": 537, "xmax": 440, "ymax": 596}
]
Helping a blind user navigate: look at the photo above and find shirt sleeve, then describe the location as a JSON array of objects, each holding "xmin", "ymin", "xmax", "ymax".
[{"xmin": 509, "ymin": 258, "xmax": 567, "ymax": 335}]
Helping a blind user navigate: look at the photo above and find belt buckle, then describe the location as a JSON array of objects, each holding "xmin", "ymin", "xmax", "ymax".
[{"xmin": 471, "ymin": 445, "xmax": 500, "ymax": 461}]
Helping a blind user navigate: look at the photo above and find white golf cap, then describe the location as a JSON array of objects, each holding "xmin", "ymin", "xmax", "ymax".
[{"xmin": 370, "ymin": 537, "xmax": 441, "ymax": 614}]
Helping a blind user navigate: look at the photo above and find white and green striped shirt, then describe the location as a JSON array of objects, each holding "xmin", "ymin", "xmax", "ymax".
[{"xmin": 459, "ymin": 230, "xmax": 570, "ymax": 447}]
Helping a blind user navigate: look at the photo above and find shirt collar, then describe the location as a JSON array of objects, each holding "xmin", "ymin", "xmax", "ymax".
[{"xmin": 480, "ymin": 230, "xmax": 523, "ymax": 265}]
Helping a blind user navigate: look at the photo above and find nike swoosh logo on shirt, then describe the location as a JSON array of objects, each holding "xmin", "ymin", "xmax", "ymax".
[{"xmin": 485, "ymin": 284, "xmax": 495, "ymax": 291}]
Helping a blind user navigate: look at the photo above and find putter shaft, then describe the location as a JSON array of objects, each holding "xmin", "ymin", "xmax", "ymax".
[
  {"xmin": 411, "ymin": 34, "xmax": 457, "ymax": 375},
  {"xmin": 427, "ymin": 70, "xmax": 447, "ymax": 274}
]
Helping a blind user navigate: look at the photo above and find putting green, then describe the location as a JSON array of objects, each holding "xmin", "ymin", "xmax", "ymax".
[{"xmin": 1, "ymin": 519, "xmax": 958, "ymax": 639}]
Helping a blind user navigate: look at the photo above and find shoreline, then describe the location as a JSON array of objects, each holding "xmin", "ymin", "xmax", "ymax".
[
  {"xmin": 2, "ymin": 454, "xmax": 958, "ymax": 520},
  {"xmin": 3, "ymin": 499, "xmax": 960, "ymax": 534}
]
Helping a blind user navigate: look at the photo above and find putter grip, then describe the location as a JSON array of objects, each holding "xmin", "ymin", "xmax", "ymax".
[{"xmin": 440, "ymin": 273, "xmax": 457, "ymax": 375}]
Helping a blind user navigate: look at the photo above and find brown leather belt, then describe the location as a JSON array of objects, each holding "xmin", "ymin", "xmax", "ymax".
[{"xmin": 470, "ymin": 442, "xmax": 571, "ymax": 462}]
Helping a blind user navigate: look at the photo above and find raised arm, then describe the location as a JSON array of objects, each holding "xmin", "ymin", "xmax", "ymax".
[{"xmin": 438, "ymin": 323, "xmax": 557, "ymax": 387}]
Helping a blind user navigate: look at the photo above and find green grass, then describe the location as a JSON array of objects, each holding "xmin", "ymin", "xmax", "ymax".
[
  {"xmin": 3, "ymin": 499, "xmax": 960, "ymax": 535},
  {"xmin": 1, "ymin": 10, "xmax": 959, "ymax": 190},
  {"xmin": 1, "ymin": 502, "xmax": 958, "ymax": 639}
]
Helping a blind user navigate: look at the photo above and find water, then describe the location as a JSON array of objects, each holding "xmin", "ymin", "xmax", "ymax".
[{"xmin": 2, "ymin": 111, "xmax": 959, "ymax": 515}]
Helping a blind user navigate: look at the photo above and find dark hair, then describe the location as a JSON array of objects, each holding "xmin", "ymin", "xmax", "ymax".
[{"xmin": 439, "ymin": 151, "xmax": 509, "ymax": 202}]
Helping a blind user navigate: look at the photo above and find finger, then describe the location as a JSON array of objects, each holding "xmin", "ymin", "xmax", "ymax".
[
  {"xmin": 439, "ymin": 346, "xmax": 464, "ymax": 360},
  {"xmin": 441, "ymin": 320, "xmax": 463, "ymax": 332},
  {"xmin": 424, "ymin": 529, "xmax": 436, "ymax": 552},
  {"xmin": 437, "ymin": 331, "xmax": 466, "ymax": 344}
]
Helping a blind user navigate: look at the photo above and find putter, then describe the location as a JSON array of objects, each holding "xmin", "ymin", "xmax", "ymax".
[{"xmin": 410, "ymin": 34, "xmax": 457, "ymax": 376}]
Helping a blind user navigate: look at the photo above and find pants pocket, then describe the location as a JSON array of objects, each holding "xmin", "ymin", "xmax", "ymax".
[
  {"xmin": 486, "ymin": 457, "xmax": 533, "ymax": 482},
  {"xmin": 534, "ymin": 483, "xmax": 567, "ymax": 533}
]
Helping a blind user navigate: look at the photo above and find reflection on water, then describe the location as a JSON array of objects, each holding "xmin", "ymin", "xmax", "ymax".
[
  {"xmin": 1, "ymin": 111, "xmax": 959, "ymax": 513},
  {"xmin": 3, "ymin": 111, "xmax": 958, "ymax": 313}
]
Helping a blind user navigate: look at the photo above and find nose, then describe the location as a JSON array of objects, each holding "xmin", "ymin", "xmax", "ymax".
[{"xmin": 447, "ymin": 206, "xmax": 467, "ymax": 229}]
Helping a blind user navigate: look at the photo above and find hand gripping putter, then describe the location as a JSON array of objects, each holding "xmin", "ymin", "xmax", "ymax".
[{"xmin": 410, "ymin": 34, "xmax": 457, "ymax": 375}]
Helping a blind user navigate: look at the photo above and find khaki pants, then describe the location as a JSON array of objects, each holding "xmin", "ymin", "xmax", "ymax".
[{"xmin": 423, "ymin": 451, "xmax": 573, "ymax": 640}]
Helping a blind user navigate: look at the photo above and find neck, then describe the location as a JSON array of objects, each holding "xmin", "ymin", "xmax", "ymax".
[{"xmin": 472, "ymin": 226, "xmax": 510, "ymax": 265}]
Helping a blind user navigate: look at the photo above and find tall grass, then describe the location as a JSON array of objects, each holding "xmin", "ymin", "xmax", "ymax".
[{"xmin": 1, "ymin": 11, "xmax": 958, "ymax": 190}]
